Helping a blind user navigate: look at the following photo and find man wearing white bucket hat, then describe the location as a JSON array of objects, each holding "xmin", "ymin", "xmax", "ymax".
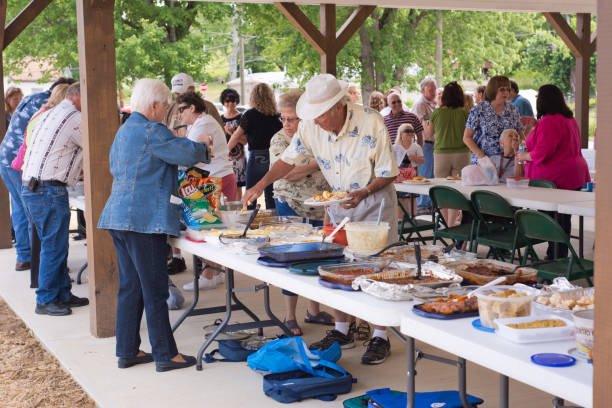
[{"xmin": 243, "ymin": 73, "xmax": 399, "ymax": 365}]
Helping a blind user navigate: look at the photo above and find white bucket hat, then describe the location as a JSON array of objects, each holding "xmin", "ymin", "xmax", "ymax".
[
  {"xmin": 296, "ymin": 74, "xmax": 349, "ymax": 120},
  {"xmin": 171, "ymin": 73, "xmax": 194, "ymax": 94}
]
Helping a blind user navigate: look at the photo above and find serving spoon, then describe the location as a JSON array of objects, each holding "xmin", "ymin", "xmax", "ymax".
[{"xmin": 240, "ymin": 204, "xmax": 260, "ymax": 238}]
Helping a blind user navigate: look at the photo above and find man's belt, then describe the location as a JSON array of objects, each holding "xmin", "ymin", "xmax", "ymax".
[
  {"xmin": 23, "ymin": 179, "xmax": 67, "ymax": 188},
  {"xmin": 424, "ymin": 140, "xmax": 434, "ymax": 144}
]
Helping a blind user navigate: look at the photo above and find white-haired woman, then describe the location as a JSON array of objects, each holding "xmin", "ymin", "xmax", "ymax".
[
  {"xmin": 98, "ymin": 78, "xmax": 209, "ymax": 372},
  {"xmin": 393, "ymin": 123, "xmax": 424, "ymax": 215}
]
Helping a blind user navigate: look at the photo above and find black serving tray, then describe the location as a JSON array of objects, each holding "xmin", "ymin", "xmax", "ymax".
[{"xmin": 258, "ymin": 242, "xmax": 345, "ymax": 263}]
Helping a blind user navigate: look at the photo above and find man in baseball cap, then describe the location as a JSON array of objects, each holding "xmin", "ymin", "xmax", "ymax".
[
  {"xmin": 242, "ymin": 73, "xmax": 399, "ymax": 365},
  {"xmin": 171, "ymin": 73, "xmax": 195, "ymax": 94}
]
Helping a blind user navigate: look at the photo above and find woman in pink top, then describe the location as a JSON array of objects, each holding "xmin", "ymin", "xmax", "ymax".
[{"xmin": 516, "ymin": 84, "xmax": 590, "ymax": 258}]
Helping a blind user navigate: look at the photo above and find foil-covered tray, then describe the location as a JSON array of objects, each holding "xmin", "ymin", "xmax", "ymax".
[
  {"xmin": 344, "ymin": 243, "xmax": 476, "ymax": 264},
  {"xmin": 441, "ymin": 259, "xmax": 537, "ymax": 285},
  {"xmin": 351, "ymin": 262, "xmax": 463, "ymax": 301}
]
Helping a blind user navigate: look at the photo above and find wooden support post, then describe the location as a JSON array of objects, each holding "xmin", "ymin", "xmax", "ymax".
[
  {"xmin": 4, "ymin": 0, "xmax": 54, "ymax": 49},
  {"xmin": 320, "ymin": 4, "xmax": 336, "ymax": 75},
  {"xmin": 76, "ymin": 0, "xmax": 119, "ymax": 338},
  {"xmin": 575, "ymin": 13, "xmax": 591, "ymax": 148},
  {"xmin": 275, "ymin": 3, "xmax": 375, "ymax": 77},
  {"xmin": 595, "ymin": 0, "xmax": 612, "ymax": 405},
  {"xmin": 0, "ymin": 0, "xmax": 10, "ymax": 249},
  {"xmin": 544, "ymin": 12, "xmax": 595, "ymax": 148}
]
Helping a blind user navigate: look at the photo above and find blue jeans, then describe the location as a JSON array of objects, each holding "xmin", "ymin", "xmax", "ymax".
[
  {"xmin": 418, "ymin": 142, "xmax": 434, "ymax": 209},
  {"xmin": 275, "ymin": 198, "xmax": 322, "ymax": 297},
  {"xmin": 246, "ymin": 150, "xmax": 275, "ymax": 210},
  {"xmin": 21, "ymin": 185, "xmax": 71, "ymax": 305},
  {"xmin": 0, "ymin": 165, "xmax": 31, "ymax": 262},
  {"xmin": 109, "ymin": 229, "xmax": 178, "ymax": 362}
]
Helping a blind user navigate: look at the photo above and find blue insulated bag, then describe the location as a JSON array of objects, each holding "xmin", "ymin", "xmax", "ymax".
[{"xmin": 263, "ymin": 360, "xmax": 356, "ymax": 403}]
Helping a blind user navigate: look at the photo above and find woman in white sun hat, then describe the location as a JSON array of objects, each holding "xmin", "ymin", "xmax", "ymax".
[{"xmin": 242, "ymin": 73, "xmax": 399, "ymax": 367}]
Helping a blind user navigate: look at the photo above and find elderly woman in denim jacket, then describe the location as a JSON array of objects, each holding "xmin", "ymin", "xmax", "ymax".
[{"xmin": 98, "ymin": 78, "xmax": 210, "ymax": 372}]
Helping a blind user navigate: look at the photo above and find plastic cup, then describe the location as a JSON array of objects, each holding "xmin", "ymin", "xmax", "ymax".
[{"xmin": 323, "ymin": 224, "xmax": 348, "ymax": 246}]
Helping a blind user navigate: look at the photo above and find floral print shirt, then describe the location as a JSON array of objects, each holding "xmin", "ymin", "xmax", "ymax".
[
  {"xmin": 269, "ymin": 129, "xmax": 330, "ymax": 220},
  {"xmin": 281, "ymin": 103, "xmax": 398, "ymax": 193},
  {"xmin": 465, "ymin": 101, "xmax": 524, "ymax": 160}
]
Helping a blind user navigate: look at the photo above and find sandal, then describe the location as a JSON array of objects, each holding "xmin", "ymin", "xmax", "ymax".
[
  {"xmin": 356, "ymin": 322, "xmax": 371, "ymax": 341},
  {"xmin": 304, "ymin": 311, "xmax": 334, "ymax": 326},
  {"xmin": 283, "ymin": 319, "xmax": 303, "ymax": 336}
]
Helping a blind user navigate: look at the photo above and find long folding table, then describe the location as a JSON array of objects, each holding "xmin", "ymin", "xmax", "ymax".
[
  {"xmin": 400, "ymin": 310, "xmax": 592, "ymax": 408},
  {"xmin": 395, "ymin": 179, "xmax": 595, "ymax": 257}
]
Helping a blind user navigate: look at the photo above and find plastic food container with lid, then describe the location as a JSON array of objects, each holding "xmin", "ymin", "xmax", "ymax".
[
  {"xmin": 573, "ymin": 309, "xmax": 594, "ymax": 357},
  {"xmin": 494, "ymin": 315, "xmax": 575, "ymax": 343},
  {"xmin": 506, "ymin": 177, "xmax": 529, "ymax": 189},
  {"xmin": 344, "ymin": 221, "xmax": 389, "ymax": 255},
  {"xmin": 475, "ymin": 285, "xmax": 534, "ymax": 329}
]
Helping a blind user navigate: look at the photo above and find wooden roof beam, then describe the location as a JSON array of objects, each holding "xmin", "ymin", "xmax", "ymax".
[
  {"xmin": 4, "ymin": 0, "xmax": 54, "ymax": 50},
  {"xmin": 336, "ymin": 5, "xmax": 376, "ymax": 51},
  {"xmin": 543, "ymin": 12, "xmax": 584, "ymax": 58},
  {"xmin": 275, "ymin": 2, "xmax": 326, "ymax": 54}
]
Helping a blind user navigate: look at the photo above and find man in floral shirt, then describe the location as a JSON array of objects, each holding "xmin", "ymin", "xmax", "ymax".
[{"xmin": 243, "ymin": 74, "xmax": 399, "ymax": 366}]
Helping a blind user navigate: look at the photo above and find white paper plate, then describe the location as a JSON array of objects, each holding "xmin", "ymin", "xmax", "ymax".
[{"xmin": 303, "ymin": 196, "xmax": 351, "ymax": 206}]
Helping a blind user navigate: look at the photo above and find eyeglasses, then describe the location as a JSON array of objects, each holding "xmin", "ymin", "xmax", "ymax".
[
  {"xmin": 279, "ymin": 117, "xmax": 299, "ymax": 124},
  {"xmin": 224, "ymin": 99, "xmax": 237, "ymax": 104},
  {"xmin": 390, "ymin": 100, "xmax": 402, "ymax": 105},
  {"xmin": 178, "ymin": 105, "xmax": 190, "ymax": 113},
  {"xmin": 402, "ymin": 129, "xmax": 415, "ymax": 134}
]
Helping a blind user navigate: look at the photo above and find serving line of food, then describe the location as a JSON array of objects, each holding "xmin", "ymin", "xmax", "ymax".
[
  {"xmin": 396, "ymin": 177, "xmax": 595, "ymax": 258},
  {"xmin": 168, "ymin": 206, "xmax": 594, "ymax": 408}
]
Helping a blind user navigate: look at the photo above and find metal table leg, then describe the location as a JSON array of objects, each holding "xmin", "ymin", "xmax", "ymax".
[
  {"xmin": 579, "ymin": 215, "xmax": 584, "ymax": 258},
  {"xmin": 458, "ymin": 358, "xmax": 475, "ymax": 408},
  {"xmin": 406, "ymin": 336, "xmax": 416, "ymax": 408},
  {"xmin": 76, "ymin": 262, "xmax": 88, "ymax": 284},
  {"xmin": 499, "ymin": 374, "xmax": 509, "ymax": 408}
]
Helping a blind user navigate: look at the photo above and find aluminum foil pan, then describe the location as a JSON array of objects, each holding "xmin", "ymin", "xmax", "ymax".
[{"xmin": 351, "ymin": 262, "xmax": 463, "ymax": 301}]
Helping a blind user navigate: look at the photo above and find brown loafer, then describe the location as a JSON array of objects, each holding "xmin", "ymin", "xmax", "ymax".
[{"xmin": 15, "ymin": 261, "xmax": 31, "ymax": 271}]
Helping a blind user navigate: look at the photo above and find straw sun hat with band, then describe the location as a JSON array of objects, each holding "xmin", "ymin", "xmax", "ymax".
[{"xmin": 296, "ymin": 74, "xmax": 349, "ymax": 120}]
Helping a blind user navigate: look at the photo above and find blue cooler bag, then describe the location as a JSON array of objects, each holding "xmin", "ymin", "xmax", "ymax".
[
  {"xmin": 366, "ymin": 388, "xmax": 484, "ymax": 408},
  {"xmin": 263, "ymin": 360, "xmax": 355, "ymax": 403}
]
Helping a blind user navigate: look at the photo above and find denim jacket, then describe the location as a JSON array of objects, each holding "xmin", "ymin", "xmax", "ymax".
[{"xmin": 97, "ymin": 112, "xmax": 209, "ymax": 236}]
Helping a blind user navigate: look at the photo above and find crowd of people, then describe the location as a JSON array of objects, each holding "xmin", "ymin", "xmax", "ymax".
[{"xmin": 0, "ymin": 70, "xmax": 591, "ymax": 373}]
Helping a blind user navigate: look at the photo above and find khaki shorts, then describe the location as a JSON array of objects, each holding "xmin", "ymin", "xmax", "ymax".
[{"xmin": 434, "ymin": 152, "xmax": 471, "ymax": 178}]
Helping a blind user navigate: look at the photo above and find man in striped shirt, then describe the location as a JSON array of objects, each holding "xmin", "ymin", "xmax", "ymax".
[
  {"xmin": 383, "ymin": 92, "xmax": 423, "ymax": 145},
  {"xmin": 21, "ymin": 83, "xmax": 88, "ymax": 316}
]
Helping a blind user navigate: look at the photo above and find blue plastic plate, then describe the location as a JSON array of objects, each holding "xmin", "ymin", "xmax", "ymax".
[
  {"xmin": 288, "ymin": 258, "xmax": 347, "ymax": 275},
  {"xmin": 259, "ymin": 242, "xmax": 345, "ymax": 263},
  {"xmin": 257, "ymin": 256, "xmax": 292, "ymax": 268},
  {"xmin": 531, "ymin": 353, "xmax": 576, "ymax": 367},
  {"xmin": 412, "ymin": 304, "xmax": 479, "ymax": 320},
  {"xmin": 472, "ymin": 318, "xmax": 495, "ymax": 333},
  {"xmin": 318, "ymin": 277, "xmax": 356, "ymax": 291}
]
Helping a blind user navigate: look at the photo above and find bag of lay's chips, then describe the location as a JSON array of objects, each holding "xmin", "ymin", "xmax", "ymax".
[{"xmin": 178, "ymin": 168, "xmax": 223, "ymax": 230}]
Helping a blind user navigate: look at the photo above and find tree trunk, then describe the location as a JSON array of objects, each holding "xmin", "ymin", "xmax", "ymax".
[
  {"xmin": 228, "ymin": 15, "xmax": 240, "ymax": 82},
  {"xmin": 359, "ymin": 24, "xmax": 375, "ymax": 103},
  {"xmin": 435, "ymin": 12, "xmax": 443, "ymax": 86}
]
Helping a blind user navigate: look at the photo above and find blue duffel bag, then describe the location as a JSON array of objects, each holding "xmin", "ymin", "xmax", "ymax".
[{"xmin": 263, "ymin": 360, "xmax": 356, "ymax": 403}]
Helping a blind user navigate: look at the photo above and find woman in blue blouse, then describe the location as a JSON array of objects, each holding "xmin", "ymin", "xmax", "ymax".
[{"xmin": 463, "ymin": 76, "xmax": 524, "ymax": 162}]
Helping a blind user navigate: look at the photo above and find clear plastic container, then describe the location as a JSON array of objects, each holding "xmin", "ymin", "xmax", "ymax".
[
  {"xmin": 506, "ymin": 177, "xmax": 529, "ymax": 189},
  {"xmin": 573, "ymin": 309, "xmax": 594, "ymax": 356},
  {"xmin": 476, "ymin": 285, "xmax": 533, "ymax": 329},
  {"xmin": 344, "ymin": 221, "xmax": 389, "ymax": 253},
  {"xmin": 495, "ymin": 315, "xmax": 575, "ymax": 343},
  {"xmin": 219, "ymin": 210, "xmax": 251, "ymax": 228}
]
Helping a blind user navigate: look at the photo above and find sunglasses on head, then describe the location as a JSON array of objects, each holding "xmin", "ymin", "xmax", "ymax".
[{"xmin": 178, "ymin": 105, "xmax": 190, "ymax": 113}]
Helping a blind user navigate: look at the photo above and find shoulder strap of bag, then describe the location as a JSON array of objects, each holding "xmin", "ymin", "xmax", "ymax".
[
  {"xmin": 312, "ymin": 359, "xmax": 348, "ymax": 379},
  {"xmin": 204, "ymin": 349, "xmax": 228, "ymax": 363}
]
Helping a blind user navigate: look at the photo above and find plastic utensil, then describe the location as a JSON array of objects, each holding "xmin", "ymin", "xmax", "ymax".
[
  {"xmin": 376, "ymin": 198, "xmax": 386, "ymax": 225},
  {"xmin": 467, "ymin": 276, "xmax": 506, "ymax": 298},
  {"xmin": 414, "ymin": 243, "xmax": 423, "ymax": 280},
  {"xmin": 241, "ymin": 204, "xmax": 260, "ymax": 237},
  {"xmin": 326, "ymin": 207, "xmax": 337, "ymax": 227},
  {"xmin": 370, "ymin": 241, "xmax": 411, "ymax": 257},
  {"xmin": 325, "ymin": 217, "xmax": 350, "ymax": 242}
]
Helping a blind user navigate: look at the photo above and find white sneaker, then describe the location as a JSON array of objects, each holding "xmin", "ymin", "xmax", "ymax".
[
  {"xmin": 214, "ymin": 273, "xmax": 225, "ymax": 285},
  {"xmin": 182, "ymin": 277, "xmax": 217, "ymax": 291}
]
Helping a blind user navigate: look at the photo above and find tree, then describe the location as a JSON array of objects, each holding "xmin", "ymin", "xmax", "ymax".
[{"xmin": 4, "ymin": 0, "xmax": 232, "ymax": 85}]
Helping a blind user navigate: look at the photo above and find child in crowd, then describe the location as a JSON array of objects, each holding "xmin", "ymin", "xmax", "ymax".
[{"xmin": 490, "ymin": 129, "xmax": 519, "ymax": 182}]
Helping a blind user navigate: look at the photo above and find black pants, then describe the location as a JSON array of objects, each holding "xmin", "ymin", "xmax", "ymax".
[{"xmin": 546, "ymin": 212, "xmax": 571, "ymax": 259}]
